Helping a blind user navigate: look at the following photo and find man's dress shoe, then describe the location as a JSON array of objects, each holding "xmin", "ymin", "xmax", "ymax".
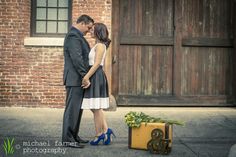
[
  {"xmin": 62, "ymin": 138, "xmax": 85, "ymax": 148},
  {"xmin": 75, "ymin": 136, "xmax": 89, "ymax": 143}
]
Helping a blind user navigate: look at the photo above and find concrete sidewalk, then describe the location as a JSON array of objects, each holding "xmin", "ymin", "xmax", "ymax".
[{"xmin": 0, "ymin": 107, "xmax": 236, "ymax": 157}]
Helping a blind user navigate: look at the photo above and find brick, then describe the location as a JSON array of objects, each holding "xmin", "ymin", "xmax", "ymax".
[{"xmin": 0, "ymin": 0, "xmax": 111, "ymax": 107}]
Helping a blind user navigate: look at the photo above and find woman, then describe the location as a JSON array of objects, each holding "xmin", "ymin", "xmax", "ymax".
[{"xmin": 81, "ymin": 23, "xmax": 115, "ymax": 145}]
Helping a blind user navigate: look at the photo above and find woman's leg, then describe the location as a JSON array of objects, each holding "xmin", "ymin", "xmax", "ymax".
[
  {"xmin": 91, "ymin": 109, "xmax": 103, "ymax": 136},
  {"xmin": 100, "ymin": 109, "xmax": 108, "ymax": 133},
  {"xmin": 91, "ymin": 109, "xmax": 109, "ymax": 135},
  {"xmin": 92, "ymin": 109, "xmax": 102, "ymax": 136}
]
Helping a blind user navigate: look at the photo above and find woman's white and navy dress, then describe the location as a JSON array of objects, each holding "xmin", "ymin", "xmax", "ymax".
[{"xmin": 81, "ymin": 44, "xmax": 109, "ymax": 109}]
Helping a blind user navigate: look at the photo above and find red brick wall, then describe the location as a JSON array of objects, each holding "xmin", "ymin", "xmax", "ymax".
[{"xmin": 0, "ymin": 0, "xmax": 112, "ymax": 107}]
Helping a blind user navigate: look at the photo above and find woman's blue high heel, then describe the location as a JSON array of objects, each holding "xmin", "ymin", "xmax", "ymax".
[
  {"xmin": 104, "ymin": 128, "xmax": 116, "ymax": 145},
  {"xmin": 90, "ymin": 133, "xmax": 105, "ymax": 145}
]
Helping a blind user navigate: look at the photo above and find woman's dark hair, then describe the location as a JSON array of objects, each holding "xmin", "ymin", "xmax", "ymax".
[
  {"xmin": 77, "ymin": 14, "xmax": 94, "ymax": 24},
  {"xmin": 94, "ymin": 23, "xmax": 111, "ymax": 48}
]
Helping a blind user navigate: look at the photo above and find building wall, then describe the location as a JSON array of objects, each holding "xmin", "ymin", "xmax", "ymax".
[{"xmin": 0, "ymin": 0, "xmax": 112, "ymax": 107}]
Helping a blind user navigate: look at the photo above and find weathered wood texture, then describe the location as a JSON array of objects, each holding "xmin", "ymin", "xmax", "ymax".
[
  {"xmin": 111, "ymin": 0, "xmax": 235, "ymax": 105},
  {"xmin": 118, "ymin": 0, "xmax": 174, "ymax": 96},
  {"xmin": 182, "ymin": 38, "xmax": 233, "ymax": 47},
  {"xmin": 118, "ymin": 45, "xmax": 173, "ymax": 96},
  {"xmin": 180, "ymin": 0, "xmax": 234, "ymax": 96},
  {"xmin": 111, "ymin": 0, "xmax": 120, "ymax": 97},
  {"xmin": 233, "ymin": 0, "xmax": 236, "ymax": 102}
]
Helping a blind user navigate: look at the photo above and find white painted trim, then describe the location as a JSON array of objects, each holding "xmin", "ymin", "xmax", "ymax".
[{"xmin": 24, "ymin": 37, "xmax": 64, "ymax": 46}]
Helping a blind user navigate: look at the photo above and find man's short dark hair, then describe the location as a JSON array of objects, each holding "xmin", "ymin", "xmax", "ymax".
[{"xmin": 76, "ymin": 14, "xmax": 94, "ymax": 24}]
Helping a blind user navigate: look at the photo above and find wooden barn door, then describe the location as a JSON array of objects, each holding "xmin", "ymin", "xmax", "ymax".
[
  {"xmin": 112, "ymin": 0, "xmax": 175, "ymax": 104},
  {"xmin": 112, "ymin": 0, "xmax": 234, "ymax": 105},
  {"xmin": 176, "ymin": 0, "xmax": 234, "ymax": 103}
]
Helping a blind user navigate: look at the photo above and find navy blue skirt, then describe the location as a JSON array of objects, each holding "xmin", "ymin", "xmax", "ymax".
[{"xmin": 81, "ymin": 66, "xmax": 109, "ymax": 109}]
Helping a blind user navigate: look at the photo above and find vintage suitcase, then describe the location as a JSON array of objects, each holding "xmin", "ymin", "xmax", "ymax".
[{"xmin": 128, "ymin": 122, "xmax": 173, "ymax": 154}]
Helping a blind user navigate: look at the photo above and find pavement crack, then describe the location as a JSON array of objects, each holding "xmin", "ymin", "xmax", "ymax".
[
  {"xmin": 178, "ymin": 138, "xmax": 199, "ymax": 157},
  {"xmin": 221, "ymin": 115, "xmax": 236, "ymax": 126},
  {"xmin": 207, "ymin": 116, "xmax": 236, "ymax": 132}
]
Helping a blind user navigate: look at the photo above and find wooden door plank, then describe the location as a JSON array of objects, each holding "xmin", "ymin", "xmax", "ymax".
[
  {"xmin": 182, "ymin": 37, "xmax": 234, "ymax": 47},
  {"xmin": 233, "ymin": 0, "xmax": 236, "ymax": 102},
  {"xmin": 173, "ymin": 0, "xmax": 183, "ymax": 97},
  {"xmin": 111, "ymin": 0, "xmax": 120, "ymax": 96},
  {"xmin": 120, "ymin": 36, "xmax": 174, "ymax": 45}
]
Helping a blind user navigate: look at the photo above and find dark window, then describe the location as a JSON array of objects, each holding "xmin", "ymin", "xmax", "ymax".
[{"xmin": 31, "ymin": 0, "xmax": 72, "ymax": 37}]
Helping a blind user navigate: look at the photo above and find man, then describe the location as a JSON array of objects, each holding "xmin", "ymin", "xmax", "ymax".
[{"xmin": 62, "ymin": 14, "xmax": 94, "ymax": 148}]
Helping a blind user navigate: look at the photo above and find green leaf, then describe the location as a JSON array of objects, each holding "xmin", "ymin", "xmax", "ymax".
[
  {"xmin": 124, "ymin": 111, "xmax": 185, "ymax": 128},
  {"xmin": 3, "ymin": 141, "xmax": 8, "ymax": 155},
  {"xmin": 8, "ymin": 138, "xmax": 12, "ymax": 153},
  {"xmin": 10, "ymin": 138, "xmax": 14, "ymax": 146},
  {"xmin": 10, "ymin": 146, "xmax": 14, "ymax": 154}
]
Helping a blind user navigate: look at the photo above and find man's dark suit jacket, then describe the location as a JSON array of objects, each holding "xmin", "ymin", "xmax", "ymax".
[{"xmin": 63, "ymin": 27, "xmax": 90, "ymax": 86}]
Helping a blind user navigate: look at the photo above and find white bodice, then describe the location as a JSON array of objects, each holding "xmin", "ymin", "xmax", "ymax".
[{"xmin": 89, "ymin": 43, "xmax": 107, "ymax": 66}]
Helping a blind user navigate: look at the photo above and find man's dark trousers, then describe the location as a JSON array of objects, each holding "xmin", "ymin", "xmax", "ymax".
[{"xmin": 62, "ymin": 86, "xmax": 84, "ymax": 142}]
